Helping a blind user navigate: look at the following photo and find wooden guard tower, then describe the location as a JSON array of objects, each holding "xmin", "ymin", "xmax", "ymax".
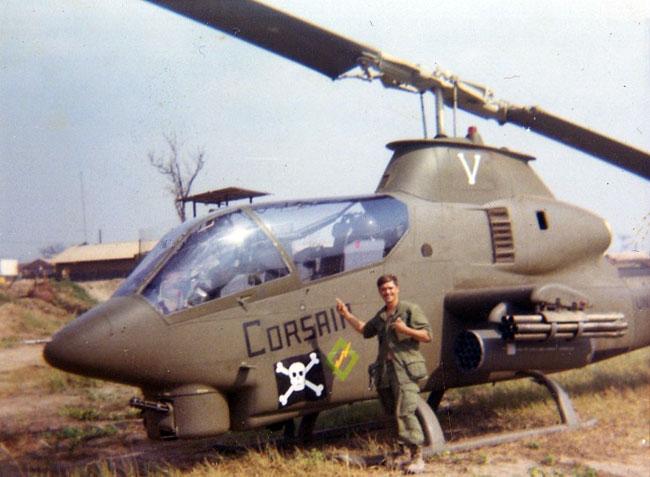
[{"xmin": 181, "ymin": 187, "xmax": 269, "ymax": 217}]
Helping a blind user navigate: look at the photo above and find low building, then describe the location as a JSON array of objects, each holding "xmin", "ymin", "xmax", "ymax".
[
  {"xmin": 607, "ymin": 251, "xmax": 650, "ymax": 278},
  {"xmin": 0, "ymin": 258, "xmax": 19, "ymax": 284},
  {"xmin": 51, "ymin": 241, "xmax": 157, "ymax": 281},
  {"xmin": 19, "ymin": 259, "xmax": 55, "ymax": 279}
]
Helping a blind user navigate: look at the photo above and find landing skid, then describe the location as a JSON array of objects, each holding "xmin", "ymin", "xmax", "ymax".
[
  {"xmin": 335, "ymin": 371, "xmax": 595, "ymax": 467},
  {"xmin": 280, "ymin": 411, "xmax": 320, "ymax": 442}
]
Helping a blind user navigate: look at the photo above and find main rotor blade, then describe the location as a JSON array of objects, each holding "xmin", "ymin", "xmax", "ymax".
[
  {"xmin": 504, "ymin": 106, "xmax": 650, "ymax": 180},
  {"xmin": 146, "ymin": 0, "xmax": 650, "ymax": 180},
  {"xmin": 146, "ymin": 0, "xmax": 379, "ymax": 79}
]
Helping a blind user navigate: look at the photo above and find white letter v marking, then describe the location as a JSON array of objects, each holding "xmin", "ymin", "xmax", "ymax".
[{"xmin": 456, "ymin": 152, "xmax": 482, "ymax": 185}]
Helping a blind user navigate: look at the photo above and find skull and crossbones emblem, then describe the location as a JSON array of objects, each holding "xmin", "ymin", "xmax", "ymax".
[{"xmin": 275, "ymin": 352, "xmax": 324, "ymax": 406}]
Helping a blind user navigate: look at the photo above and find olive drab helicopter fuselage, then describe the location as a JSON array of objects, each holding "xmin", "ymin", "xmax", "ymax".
[{"xmin": 44, "ymin": 0, "xmax": 650, "ymax": 451}]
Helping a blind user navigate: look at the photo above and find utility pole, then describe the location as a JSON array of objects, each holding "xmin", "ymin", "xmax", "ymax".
[{"xmin": 80, "ymin": 172, "xmax": 88, "ymax": 244}]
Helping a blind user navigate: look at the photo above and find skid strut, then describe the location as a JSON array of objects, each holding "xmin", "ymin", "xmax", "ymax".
[
  {"xmin": 336, "ymin": 371, "xmax": 594, "ymax": 467},
  {"xmin": 518, "ymin": 370, "xmax": 579, "ymax": 427}
]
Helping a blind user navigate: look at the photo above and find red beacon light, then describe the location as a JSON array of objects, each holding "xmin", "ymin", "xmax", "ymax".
[{"xmin": 466, "ymin": 126, "xmax": 483, "ymax": 144}]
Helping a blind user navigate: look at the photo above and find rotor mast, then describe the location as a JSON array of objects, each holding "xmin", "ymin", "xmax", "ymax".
[
  {"xmin": 417, "ymin": 90, "xmax": 446, "ymax": 139},
  {"xmin": 351, "ymin": 51, "xmax": 649, "ymax": 178},
  {"xmin": 433, "ymin": 87, "xmax": 446, "ymax": 138}
]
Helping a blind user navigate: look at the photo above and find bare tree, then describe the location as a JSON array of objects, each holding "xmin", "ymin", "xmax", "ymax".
[
  {"xmin": 148, "ymin": 133, "xmax": 206, "ymax": 222},
  {"xmin": 40, "ymin": 242, "xmax": 66, "ymax": 259}
]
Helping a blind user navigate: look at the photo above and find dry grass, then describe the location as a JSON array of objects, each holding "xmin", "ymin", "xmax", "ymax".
[
  {"xmin": 9, "ymin": 348, "xmax": 641, "ymax": 477},
  {"xmin": 0, "ymin": 279, "xmax": 97, "ymax": 347},
  {"xmin": 0, "ymin": 280, "xmax": 647, "ymax": 476}
]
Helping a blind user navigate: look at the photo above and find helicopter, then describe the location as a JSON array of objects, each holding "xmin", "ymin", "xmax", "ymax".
[{"xmin": 44, "ymin": 0, "xmax": 650, "ymax": 457}]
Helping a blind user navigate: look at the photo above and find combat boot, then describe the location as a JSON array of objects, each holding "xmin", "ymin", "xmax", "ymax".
[
  {"xmin": 404, "ymin": 446, "xmax": 425, "ymax": 474},
  {"xmin": 387, "ymin": 444, "xmax": 411, "ymax": 469}
]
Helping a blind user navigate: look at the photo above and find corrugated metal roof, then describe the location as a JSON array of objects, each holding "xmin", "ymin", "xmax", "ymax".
[
  {"xmin": 51, "ymin": 241, "xmax": 158, "ymax": 264},
  {"xmin": 607, "ymin": 251, "xmax": 650, "ymax": 262},
  {"xmin": 183, "ymin": 187, "xmax": 268, "ymax": 205}
]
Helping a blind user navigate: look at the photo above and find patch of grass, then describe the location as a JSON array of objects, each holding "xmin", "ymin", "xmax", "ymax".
[
  {"xmin": 52, "ymin": 279, "xmax": 97, "ymax": 307},
  {"xmin": 0, "ymin": 336, "xmax": 19, "ymax": 349},
  {"xmin": 53, "ymin": 279, "xmax": 93, "ymax": 302},
  {"xmin": 442, "ymin": 348, "xmax": 650, "ymax": 436},
  {"xmin": 59, "ymin": 404, "xmax": 140, "ymax": 422},
  {"xmin": 80, "ymin": 384, "xmax": 140, "ymax": 416},
  {"xmin": 105, "ymin": 407, "xmax": 141, "ymax": 421},
  {"xmin": 0, "ymin": 366, "xmax": 48, "ymax": 397},
  {"xmin": 0, "ymin": 367, "xmax": 106, "ymax": 399},
  {"xmin": 59, "ymin": 406, "xmax": 101, "ymax": 421},
  {"xmin": 560, "ymin": 348, "xmax": 650, "ymax": 393},
  {"xmin": 540, "ymin": 454, "xmax": 556, "ymax": 466},
  {"xmin": 475, "ymin": 451, "xmax": 488, "ymax": 465},
  {"xmin": 181, "ymin": 445, "xmax": 367, "ymax": 477},
  {"xmin": 0, "ymin": 291, "xmax": 11, "ymax": 304},
  {"xmin": 18, "ymin": 309, "xmax": 60, "ymax": 335},
  {"xmin": 571, "ymin": 464, "xmax": 598, "ymax": 477},
  {"xmin": 47, "ymin": 369, "xmax": 101, "ymax": 393},
  {"xmin": 528, "ymin": 460, "xmax": 600, "ymax": 477},
  {"xmin": 66, "ymin": 459, "xmax": 143, "ymax": 477},
  {"xmin": 54, "ymin": 424, "xmax": 118, "ymax": 447},
  {"xmin": 528, "ymin": 466, "xmax": 545, "ymax": 477},
  {"xmin": 85, "ymin": 386, "xmax": 131, "ymax": 403}
]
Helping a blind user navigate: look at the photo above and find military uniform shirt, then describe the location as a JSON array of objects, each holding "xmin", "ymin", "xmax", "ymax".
[{"xmin": 363, "ymin": 300, "xmax": 431, "ymax": 384}]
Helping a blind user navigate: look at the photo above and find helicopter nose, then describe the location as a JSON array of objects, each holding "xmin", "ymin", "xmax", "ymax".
[
  {"xmin": 43, "ymin": 296, "xmax": 160, "ymax": 383},
  {"xmin": 44, "ymin": 303, "xmax": 113, "ymax": 375}
]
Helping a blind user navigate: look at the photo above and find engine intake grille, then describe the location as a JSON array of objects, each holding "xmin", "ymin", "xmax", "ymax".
[{"xmin": 487, "ymin": 207, "xmax": 515, "ymax": 263}]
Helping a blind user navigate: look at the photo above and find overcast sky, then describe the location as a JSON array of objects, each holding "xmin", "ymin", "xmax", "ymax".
[{"xmin": 1, "ymin": 0, "xmax": 649, "ymax": 261}]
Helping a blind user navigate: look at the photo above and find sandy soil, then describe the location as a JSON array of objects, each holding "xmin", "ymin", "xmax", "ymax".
[{"xmin": 0, "ymin": 345, "xmax": 43, "ymax": 373}]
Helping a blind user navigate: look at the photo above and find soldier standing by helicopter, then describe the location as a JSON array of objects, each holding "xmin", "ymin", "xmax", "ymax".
[{"xmin": 336, "ymin": 274, "xmax": 432, "ymax": 474}]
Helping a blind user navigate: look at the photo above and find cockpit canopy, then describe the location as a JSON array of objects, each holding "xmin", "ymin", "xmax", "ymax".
[{"xmin": 115, "ymin": 195, "xmax": 408, "ymax": 315}]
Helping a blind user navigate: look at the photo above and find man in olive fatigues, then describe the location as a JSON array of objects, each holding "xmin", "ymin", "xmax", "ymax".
[{"xmin": 336, "ymin": 274, "xmax": 431, "ymax": 474}]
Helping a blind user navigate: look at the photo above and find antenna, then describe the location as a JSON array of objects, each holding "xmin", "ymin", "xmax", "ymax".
[
  {"xmin": 452, "ymin": 81, "xmax": 458, "ymax": 137},
  {"xmin": 80, "ymin": 172, "xmax": 88, "ymax": 244}
]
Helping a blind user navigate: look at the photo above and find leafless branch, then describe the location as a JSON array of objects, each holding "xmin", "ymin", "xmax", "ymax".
[{"xmin": 148, "ymin": 133, "xmax": 206, "ymax": 222}]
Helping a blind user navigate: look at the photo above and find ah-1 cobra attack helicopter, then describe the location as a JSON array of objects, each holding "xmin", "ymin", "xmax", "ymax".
[{"xmin": 44, "ymin": 0, "xmax": 650, "ymax": 455}]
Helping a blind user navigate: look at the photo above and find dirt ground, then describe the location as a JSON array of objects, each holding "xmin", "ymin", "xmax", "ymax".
[
  {"xmin": 1, "ymin": 345, "xmax": 648, "ymax": 476},
  {"xmin": 0, "ymin": 280, "xmax": 648, "ymax": 476}
]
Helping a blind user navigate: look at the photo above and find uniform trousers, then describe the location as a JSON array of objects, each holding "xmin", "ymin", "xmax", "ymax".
[{"xmin": 376, "ymin": 359, "xmax": 425, "ymax": 447}]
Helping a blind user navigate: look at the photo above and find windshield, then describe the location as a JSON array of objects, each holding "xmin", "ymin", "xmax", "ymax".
[
  {"xmin": 254, "ymin": 196, "xmax": 408, "ymax": 282},
  {"xmin": 113, "ymin": 217, "xmax": 201, "ymax": 297},
  {"xmin": 142, "ymin": 211, "xmax": 289, "ymax": 314},
  {"xmin": 120, "ymin": 195, "xmax": 407, "ymax": 315}
]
